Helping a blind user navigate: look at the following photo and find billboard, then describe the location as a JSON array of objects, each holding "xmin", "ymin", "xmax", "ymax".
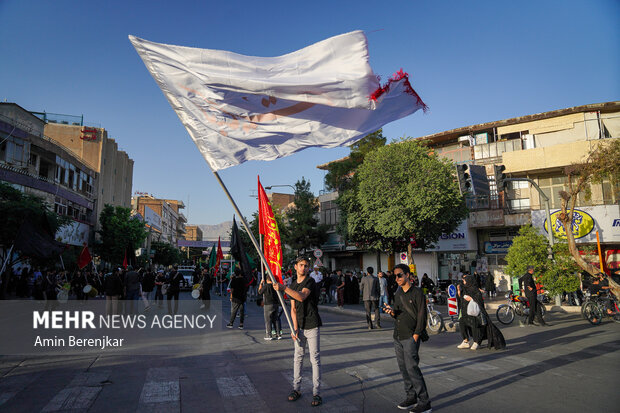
[{"xmin": 144, "ymin": 206, "xmax": 161, "ymax": 231}]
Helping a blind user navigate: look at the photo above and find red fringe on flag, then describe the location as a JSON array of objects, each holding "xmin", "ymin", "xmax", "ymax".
[{"xmin": 369, "ymin": 69, "xmax": 428, "ymax": 113}]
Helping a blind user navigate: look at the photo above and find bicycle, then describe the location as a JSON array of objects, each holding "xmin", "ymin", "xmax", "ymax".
[
  {"xmin": 496, "ymin": 292, "xmax": 546, "ymax": 325},
  {"xmin": 426, "ymin": 293, "xmax": 443, "ymax": 332},
  {"xmin": 581, "ymin": 291, "xmax": 620, "ymax": 325}
]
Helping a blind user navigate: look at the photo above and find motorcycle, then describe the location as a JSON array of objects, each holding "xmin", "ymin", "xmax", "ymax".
[
  {"xmin": 426, "ymin": 293, "xmax": 443, "ymax": 333},
  {"xmin": 496, "ymin": 292, "xmax": 546, "ymax": 325}
]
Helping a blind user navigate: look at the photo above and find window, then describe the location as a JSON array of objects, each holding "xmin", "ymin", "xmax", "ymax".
[
  {"xmin": 509, "ymin": 198, "xmax": 531, "ymax": 210},
  {"xmin": 602, "ymin": 179, "xmax": 619, "ymax": 205},
  {"xmin": 539, "ymin": 176, "xmax": 567, "ymax": 208}
]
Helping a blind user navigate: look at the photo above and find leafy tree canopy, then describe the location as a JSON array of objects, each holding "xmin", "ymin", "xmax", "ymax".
[
  {"xmin": 286, "ymin": 178, "xmax": 328, "ymax": 254},
  {"xmin": 350, "ymin": 139, "xmax": 467, "ymax": 251},
  {"xmin": 95, "ymin": 205, "xmax": 146, "ymax": 265},
  {"xmin": 152, "ymin": 241, "xmax": 181, "ymax": 267}
]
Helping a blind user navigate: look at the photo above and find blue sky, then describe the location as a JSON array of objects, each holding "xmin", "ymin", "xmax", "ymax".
[{"xmin": 1, "ymin": 0, "xmax": 618, "ymax": 225}]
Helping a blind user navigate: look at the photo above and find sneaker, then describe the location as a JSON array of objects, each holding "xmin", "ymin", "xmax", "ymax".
[
  {"xmin": 238, "ymin": 324, "xmax": 244, "ymax": 330},
  {"xmin": 276, "ymin": 334, "xmax": 282, "ymax": 340},
  {"xmin": 410, "ymin": 402, "xmax": 432, "ymax": 413},
  {"xmin": 470, "ymin": 342, "xmax": 479, "ymax": 350},
  {"xmin": 457, "ymin": 340, "xmax": 470, "ymax": 349},
  {"xmin": 397, "ymin": 397, "xmax": 417, "ymax": 410},
  {"xmin": 226, "ymin": 324, "xmax": 233, "ymax": 329},
  {"xmin": 264, "ymin": 335, "xmax": 273, "ymax": 341}
]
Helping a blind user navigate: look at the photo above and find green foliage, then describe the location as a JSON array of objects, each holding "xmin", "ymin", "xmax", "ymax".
[
  {"xmin": 95, "ymin": 205, "xmax": 146, "ymax": 265},
  {"xmin": 236, "ymin": 211, "xmax": 289, "ymax": 265},
  {"xmin": 151, "ymin": 241, "xmax": 181, "ymax": 266},
  {"xmin": 505, "ymin": 225, "xmax": 550, "ymax": 277},
  {"xmin": 324, "ymin": 129, "xmax": 386, "ymax": 192},
  {"xmin": 0, "ymin": 182, "xmax": 70, "ymax": 268},
  {"xmin": 286, "ymin": 178, "xmax": 328, "ymax": 254},
  {"xmin": 349, "ymin": 139, "xmax": 468, "ymax": 251}
]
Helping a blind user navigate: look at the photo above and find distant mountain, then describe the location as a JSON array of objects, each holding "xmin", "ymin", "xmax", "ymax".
[{"xmin": 198, "ymin": 221, "xmax": 232, "ymax": 241}]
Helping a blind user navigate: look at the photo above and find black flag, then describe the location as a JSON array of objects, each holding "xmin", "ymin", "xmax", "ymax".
[
  {"xmin": 14, "ymin": 214, "xmax": 65, "ymax": 259},
  {"xmin": 230, "ymin": 217, "xmax": 252, "ymax": 283}
]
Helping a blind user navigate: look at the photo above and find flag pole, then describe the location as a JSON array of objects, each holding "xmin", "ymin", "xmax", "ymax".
[
  {"xmin": 212, "ymin": 170, "xmax": 295, "ymax": 337},
  {"xmin": 0, "ymin": 245, "xmax": 15, "ymax": 281}
]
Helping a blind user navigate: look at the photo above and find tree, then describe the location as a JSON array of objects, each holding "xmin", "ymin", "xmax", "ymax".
[
  {"xmin": 237, "ymin": 211, "xmax": 290, "ymax": 265},
  {"xmin": 286, "ymin": 178, "xmax": 328, "ymax": 254},
  {"xmin": 151, "ymin": 241, "xmax": 181, "ymax": 266},
  {"xmin": 0, "ymin": 182, "xmax": 70, "ymax": 297},
  {"xmin": 505, "ymin": 225, "xmax": 550, "ymax": 278},
  {"xmin": 556, "ymin": 138, "xmax": 620, "ymax": 297},
  {"xmin": 95, "ymin": 205, "xmax": 147, "ymax": 265},
  {"xmin": 505, "ymin": 225, "xmax": 587, "ymax": 298},
  {"xmin": 349, "ymin": 139, "xmax": 468, "ymax": 256}
]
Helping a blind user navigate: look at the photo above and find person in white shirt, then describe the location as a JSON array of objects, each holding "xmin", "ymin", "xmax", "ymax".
[{"xmin": 310, "ymin": 266, "xmax": 323, "ymax": 286}]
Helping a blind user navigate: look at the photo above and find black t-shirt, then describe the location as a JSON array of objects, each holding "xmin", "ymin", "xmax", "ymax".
[
  {"xmin": 230, "ymin": 276, "xmax": 247, "ymax": 303},
  {"xmin": 167, "ymin": 271, "xmax": 183, "ymax": 293},
  {"xmin": 290, "ymin": 276, "xmax": 322, "ymax": 330},
  {"xmin": 392, "ymin": 286, "xmax": 427, "ymax": 340}
]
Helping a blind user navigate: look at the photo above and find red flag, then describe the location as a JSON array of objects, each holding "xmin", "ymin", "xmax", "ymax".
[
  {"xmin": 258, "ymin": 176, "xmax": 283, "ymax": 283},
  {"xmin": 77, "ymin": 244, "xmax": 92, "ymax": 269},
  {"xmin": 122, "ymin": 249, "xmax": 128, "ymax": 269},
  {"xmin": 215, "ymin": 237, "xmax": 224, "ymax": 271}
]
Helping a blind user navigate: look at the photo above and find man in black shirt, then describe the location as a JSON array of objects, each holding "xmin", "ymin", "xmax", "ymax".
[
  {"xmin": 273, "ymin": 257, "xmax": 323, "ymax": 407},
  {"xmin": 383, "ymin": 264, "xmax": 431, "ymax": 413},
  {"xmin": 167, "ymin": 266, "xmax": 183, "ymax": 315},
  {"xmin": 227, "ymin": 268, "xmax": 247, "ymax": 329},
  {"xmin": 519, "ymin": 265, "xmax": 547, "ymax": 326}
]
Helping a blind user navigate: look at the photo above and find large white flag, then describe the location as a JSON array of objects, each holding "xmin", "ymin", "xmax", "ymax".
[{"xmin": 130, "ymin": 31, "xmax": 426, "ymax": 171}]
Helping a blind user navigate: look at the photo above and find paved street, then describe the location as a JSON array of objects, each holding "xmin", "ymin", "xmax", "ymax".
[{"xmin": 0, "ymin": 293, "xmax": 618, "ymax": 413}]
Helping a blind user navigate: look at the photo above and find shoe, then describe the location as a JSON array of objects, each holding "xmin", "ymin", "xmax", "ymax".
[
  {"xmin": 410, "ymin": 402, "xmax": 432, "ymax": 413},
  {"xmin": 368, "ymin": 325, "xmax": 373, "ymax": 330},
  {"xmin": 397, "ymin": 397, "xmax": 417, "ymax": 410},
  {"xmin": 226, "ymin": 324, "xmax": 233, "ymax": 329},
  {"xmin": 238, "ymin": 324, "xmax": 244, "ymax": 330},
  {"xmin": 470, "ymin": 342, "xmax": 479, "ymax": 350},
  {"xmin": 264, "ymin": 335, "xmax": 273, "ymax": 341},
  {"xmin": 376, "ymin": 325, "xmax": 382, "ymax": 329},
  {"xmin": 276, "ymin": 334, "xmax": 282, "ymax": 340},
  {"xmin": 457, "ymin": 340, "xmax": 470, "ymax": 349}
]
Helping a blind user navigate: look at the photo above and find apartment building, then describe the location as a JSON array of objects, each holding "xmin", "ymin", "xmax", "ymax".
[
  {"xmin": 317, "ymin": 102, "xmax": 620, "ymax": 289},
  {"xmin": 131, "ymin": 195, "xmax": 186, "ymax": 244},
  {"xmin": 42, "ymin": 119, "xmax": 134, "ymax": 229},
  {"xmin": 0, "ymin": 103, "xmax": 97, "ymax": 246}
]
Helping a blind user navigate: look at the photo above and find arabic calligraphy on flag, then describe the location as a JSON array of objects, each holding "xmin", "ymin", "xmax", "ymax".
[
  {"xmin": 130, "ymin": 31, "xmax": 426, "ymax": 171},
  {"xmin": 258, "ymin": 177, "xmax": 283, "ymax": 283}
]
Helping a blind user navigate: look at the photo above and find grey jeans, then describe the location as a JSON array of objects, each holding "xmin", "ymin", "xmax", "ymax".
[{"xmin": 293, "ymin": 327, "xmax": 321, "ymax": 396}]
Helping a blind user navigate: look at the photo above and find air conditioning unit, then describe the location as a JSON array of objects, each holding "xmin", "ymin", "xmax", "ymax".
[{"xmin": 458, "ymin": 135, "xmax": 473, "ymax": 145}]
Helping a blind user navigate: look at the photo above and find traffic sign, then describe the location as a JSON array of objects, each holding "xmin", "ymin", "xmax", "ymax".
[
  {"xmin": 448, "ymin": 284, "xmax": 457, "ymax": 298},
  {"xmin": 313, "ymin": 249, "xmax": 323, "ymax": 258},
  {"xmin": 448, "ymin": 297, "xmax": 458, "ymax": 316},
  {"xmin": 400, "ymin": 253, "xmax": 408, "ymax": 264},
  {"xmin": 314, "ymin": 258, "xmax": 323, "ymax": 267}
]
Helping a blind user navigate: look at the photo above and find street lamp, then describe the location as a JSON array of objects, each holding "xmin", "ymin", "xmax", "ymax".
[{"xmin": 264, "ymin": 184, "xmax": 295, "ymax": 192}]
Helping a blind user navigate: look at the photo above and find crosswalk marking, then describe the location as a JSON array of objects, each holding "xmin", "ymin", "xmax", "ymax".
[
  {"xmin": 41, "ymin": 371, "xmax": 109, "ymax": 412},
  {"xmin": 0, "ymin": 372, "xmax": 39, "ymax": 407},
  {"xmin": 138, "ymin": 367, "xmax": 180, "ymax": 412}
]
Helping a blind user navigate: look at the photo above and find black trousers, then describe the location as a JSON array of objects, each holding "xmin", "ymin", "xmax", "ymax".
[
  {"xmin": 526, "ymin": 292, "xmax": 544, "ymax": 324},
  {"xmin": 229, "ymin": 301, "xmax": 245, "ymax": 325},
  {"xmin": 364, "ymin": 300, "xmax": 380, "ymax": 327},
  {"xmin": 167, "ymin": 290, "xmax": 179, "ymax": 315},
  {"xmin": 394, "ymin": 337, "xmax": 430, "ymax": 404}
]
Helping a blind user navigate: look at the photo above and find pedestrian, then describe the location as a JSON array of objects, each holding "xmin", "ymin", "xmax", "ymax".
[
  {"xmin": 227, "ymin": 268, "xmax": 247, "ymax": 329},
  {"xmin": 329, "ymin": 271, "xmax": 338, "ymax": 303},
  {"xmin": 310, "ymin": 265, "xmax": 323, "ymax": 288},
  {"xmin": 484, "ymin": 272, "xmax": 496, "ymax": 298},
  {"xmin": 258, "ymin": 275, "xmax": 281, "ymax": 340},
  {"xmin": 360, "ymin": 266, "xmax": 381, "ymax": 329},
  {"xmin": 154, "ymin": 269, "xmax": 165, "ymax": 308},
  {"xmin": 272, "ymin": 256, "xmax": 323, "ymax": 407},
  {"xmin": 124, "ymin": 265, "xmax": 141, "ymax": 314},
  {"xmin": 141, "ymin": 268, "xmax": 155, "ymax": 310},
  {"xmin": 382, "ymin": 264, "xmax": 431, "ymax": 413},
  {"xmin": 104, "ymin": 268, "xmax": 123, "ymax": 315},
  {"xmin": 200, "ymin": 267, "xmax": 212, "ymax": 311},
  {"xmin": 167, "ymin": 265, "xmax": 183, "ymax": 315},
  {"xmin": 43, "ymin": 270, "xmax": 59, "ymax": 311},
  {"xmin": 519, "ymin": 265, "xmax": 547, "ymax": 326},
  {"xmin": 336, "ymin": 269, "xmax": 345, "ymax": 308},
  {"xmin": 378, "ymin": 271, "xmax": 389, "ymax": 312},
  {"xmin": 420, "ymin": 273, "xmax": 435, "ymax": 295},
  {"xmin": 456, "ymin": 273, "xmax": 486, "ymax": 350},
  {"xmin": 387, "ymin": 270, "xmax": 397, "ymax": 305}
]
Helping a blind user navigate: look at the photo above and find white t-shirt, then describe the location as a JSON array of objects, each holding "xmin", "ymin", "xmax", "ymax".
[{"xmin": 310, "ymin": 270, "xmax": 323, "ymax": 284}]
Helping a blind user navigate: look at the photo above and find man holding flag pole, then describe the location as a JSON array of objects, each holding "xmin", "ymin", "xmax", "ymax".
[{"xmin": 130, "ymin": 29, "xmax": 427, "ymax": 408}]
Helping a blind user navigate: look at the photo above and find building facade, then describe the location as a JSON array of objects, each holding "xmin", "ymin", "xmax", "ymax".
[
  {"xmin": 42, "ymin": 120, "xmax": 133, "ymax": 229},
  {"xmin": 0, "ymin": 103, "xmax": 97, "ymax": 246},
  {"xmin": 317, "ymin": 102, "xmax": 620, "ymax": 289},
  {"xmin": 131, "ymin": 195, "xmax": 186, "ymax": 245},
  {"xmin": 185, "ymin": 225, "xmax": 203, "ymax": 241}
]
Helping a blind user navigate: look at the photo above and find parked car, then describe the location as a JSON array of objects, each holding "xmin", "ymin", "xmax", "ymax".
[{"xmin": 177, "ymin": 265, "xmax": 195, "ymax": 291}]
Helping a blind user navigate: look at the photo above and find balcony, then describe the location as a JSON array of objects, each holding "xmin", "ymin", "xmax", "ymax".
[{"xmin": 474, "ymin": 139, "xmax": 522, "ymax": 162}]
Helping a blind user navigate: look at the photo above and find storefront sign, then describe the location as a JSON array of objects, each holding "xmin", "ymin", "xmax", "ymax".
[
  {"xmin": 425, "ymin": 220, "xmax": 477, "ymax": 251},
  {"xmin": 484, "ymin": 241, "xmax": 512, "ymax": 254},
  {"xmin": 531, "ymin": 205, "xmax": 620, "ymax": 244},
  {"xmin": 144, "ymin": 206, "xmax": 162, "ymax": 232}
]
